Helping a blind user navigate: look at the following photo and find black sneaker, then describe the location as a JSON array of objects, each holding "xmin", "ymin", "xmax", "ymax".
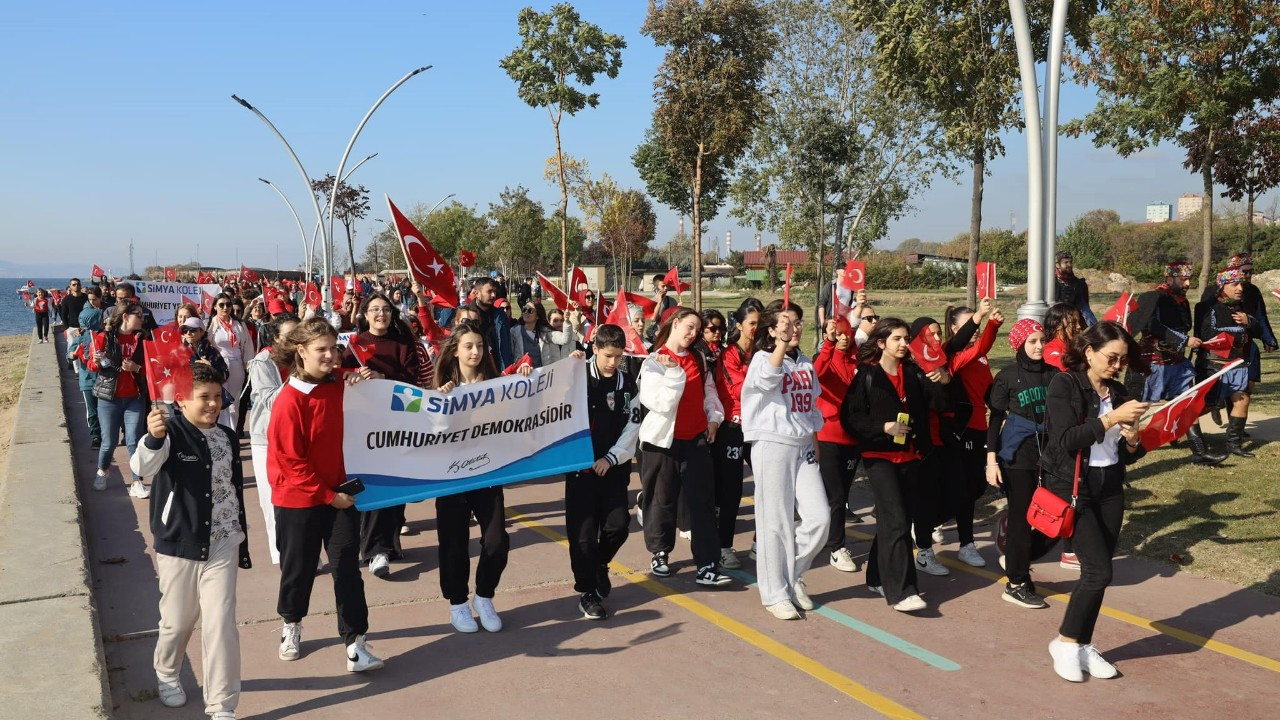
[
  {"xmin": 596, "ymin": 565, "xmax": 612, "ymax": 598},
  {"xmin": 1002, "ymin": 582, "xmax": 1047, "ymax": 609},
  {"xmin": 695, "ymin": 564, "xmax": 732, "ymax": 587},
  {"xmin": 650, "ymin": 551, "xmax": 671, "ymax": 577},
  {"xmin": 579, "ymin": 591, "xmax": 607, "ymax": 620}
]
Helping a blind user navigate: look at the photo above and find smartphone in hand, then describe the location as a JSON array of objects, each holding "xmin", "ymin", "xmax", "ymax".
[
  {"xmin": 336, "ymin": 478, "xmax": 366, "ymax": 496},
  {"xmin": 893, "ymin": 412, "xmax": 910, "ymax": 445}
]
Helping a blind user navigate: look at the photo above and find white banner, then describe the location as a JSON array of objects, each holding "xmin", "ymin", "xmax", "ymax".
[
  {"xmin": 342, "ymin": 356, "xmax": 593, "ymax": 509},
  {"xmin": 133, "ymin": 281, "xmax": 222, "ymax": 318}
]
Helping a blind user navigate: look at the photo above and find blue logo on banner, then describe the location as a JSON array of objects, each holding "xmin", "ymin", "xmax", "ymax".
[{"xmin": 390, "ymin": 385, "xmax": 423, "ymax": 413}]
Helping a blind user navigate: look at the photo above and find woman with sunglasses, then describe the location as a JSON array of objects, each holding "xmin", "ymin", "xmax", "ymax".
[
  {"xmin": 206, "ymin": 293, "xmax": 254, "ymax": 429},
  {"xmin": 511, "ymin": 302, "xmax": 552, "ymax": 368},
  {"xmin": 1042, "ymin": 321, "xmax": 1148, "ymax": 681},
  {"xmin": 87, "ymin": 300, "xmax": 150, "ymax": 497},
  {"xmin": 341, "ymin": 293, "xmax": 421, "ymax": 579},
  {"xmin": 179, "ymin": 316, "xmax": 231, "ymax": 380}
]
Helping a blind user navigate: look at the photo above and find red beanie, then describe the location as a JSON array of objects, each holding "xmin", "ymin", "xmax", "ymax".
[{"xmin": 1008, "ymin": 318, "xmax": 1043, "ymax": 351}]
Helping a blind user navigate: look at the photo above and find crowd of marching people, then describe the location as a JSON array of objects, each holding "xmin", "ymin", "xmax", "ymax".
[{"xmin": 37, "ymin": 248, "xmax": 1274, "ymax": 717}]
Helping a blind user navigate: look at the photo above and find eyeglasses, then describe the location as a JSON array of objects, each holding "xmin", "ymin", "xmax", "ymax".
[
  {"xmin": 180, "ymin": 326, "xmax": 201, "ymax": 334},
  {"xmin": 126, "ymin": 310, "xmax": 144, "ymax": 317},
  {"xmin": 367, "ymin": 307, "xmax": 392, "ymax": 315},
  {"xmin": 1099, "ymin": 351, "xmax": 1128, "ymax": 367},
  {"xmin": 215, "ymin": 303, "xmax": 229, "ymax": 308}
]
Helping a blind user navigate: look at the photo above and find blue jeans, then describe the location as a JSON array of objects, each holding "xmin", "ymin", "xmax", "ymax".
[
  {"xmin": 98, "ymin": 395, "xmax": 144, "ymax": 482},
  {"xmin": 81, "ymin": 389, "xmax": 101, "ymax": 443}
]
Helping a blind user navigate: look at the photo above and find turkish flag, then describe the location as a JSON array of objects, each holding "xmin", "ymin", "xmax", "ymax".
[
  {"xmin": 349, "ymin": 340, "xmax": 375, "ymax": 367},
  {"xmin": 1201, "ymin": 331, "xmax": 1234, "ymax": 359},
  {"xmin": 304, "ymin": 283, "xmax": 322, "ymax": 311},
  {"xmin": 502, "ymin": 353, "xmax": 533, "ymax": 376},
  {"xmin": 570, "ymin": 266, "xmax": 591, "ymax": 307},
  {"xmin": 1044, "ymin": 337, "xmax": 1068, "ymax": 371},
  {"xmin": 1139, "ymin": 359, "xmax": 1241, "ymax": 450},
  {"xmin": 460, "ymin": 250, "xmax": 476, "ymax": 268},
  {"xmin": 537, "ymin": 272, "xmax": 571, "ymax": 311},
  {"xmin": 1102, "ymin": 292, "xmax": 1139, "ymax": 331},
  {"xmin": 20, "ymin": 290, "xmax": 30, "ymax": 304},
  {"xmin": 331, "ymin": 275, "xmax": 346, "ymax": 299},
  {"xmin": 241, "ymin": 266, "xmax": 260, "ymax": 284},
  {"xmin": 976, "ymin": 261, "xmax": 997, "ymax": 299},
  {"xmin": 783, "ymin": 263, "xmax": 793, "ymax": 307},
  {"xmin": 909, "ymin": 329, "xmax": 947, "ymax": 372},
  {"xmin": 619, "ymin": 289, "xmax": 658, "ymax": 320},
  {"xmin": 601, "ymin": 294, "xmax": 649, "ymax": 356},
  {"xmin": 663, "ymin": 267, "xmax": 691, "ymax": 294},
  {"xmin": 386, "ymin": 195, "xmax": 458, "ymax": 307},
  {"xmin": 144, "ymin": 324, "xmax": 194, "ymax": 404},
  {"xmin": 200, "ymin": 289, "xmax": 217, "ymax": 318},
  {"xmin": 165, "ymin": 267, "xmax": 176, "ymax": 282},
  {"xmin": 842, "ymin": 261, "xmax": 866, "ymax": 291},
  {"xmin": 92, "ymin": 264, "xmax": 105, "ymax": 280}
]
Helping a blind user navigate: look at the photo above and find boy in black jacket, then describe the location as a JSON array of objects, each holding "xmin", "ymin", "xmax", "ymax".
[
  {"xmin": 567, "ymin": 324, "xmax": 641, "ymax": 620},
  {"xmin": 130, "ymin": 363, "xmax": 250, "ymax": 720}
]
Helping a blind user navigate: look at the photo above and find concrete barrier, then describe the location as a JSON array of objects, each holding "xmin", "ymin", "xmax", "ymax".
[{"xmin": 0, "ymin": 332, "xmax": 110, "ymax": 719}]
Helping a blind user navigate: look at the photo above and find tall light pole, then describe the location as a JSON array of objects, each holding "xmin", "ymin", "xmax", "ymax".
[
  {"xmin": 259, "ymin": 178, "xmax": 309, "ymax": 279},
  {"xmin": 326, "ymin": 66, "xmax": 431, "ymax": 308},
  {"xmin": 1043, "ymin": 0, "xmax": 1070, "ymax": 304}
]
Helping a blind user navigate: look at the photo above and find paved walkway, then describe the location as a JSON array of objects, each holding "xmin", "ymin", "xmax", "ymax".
[{"xmin": 68, "ymin": 368, "xmax": 1280, "ymax": 719}]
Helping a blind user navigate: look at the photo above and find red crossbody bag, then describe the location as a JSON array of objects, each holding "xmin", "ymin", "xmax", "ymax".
[{"xmin": 1027, "ymin": 450, "xmax": 1079, "ymax": 538}]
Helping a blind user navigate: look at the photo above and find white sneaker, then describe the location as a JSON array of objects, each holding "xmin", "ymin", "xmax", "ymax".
[
  {"xmin": 931, "ymin": 526, "xmax": 946, "ymax": 545},
  {"xmin": 634, "ymin": 490, "xmax": 644, "ymax": 526},
  {"xmin": 450, "ymin": 603, "xmax": 479, "ymax": 633},
  {"xmin": 473, "ymin": 595, "xmax": 502, "ymax": 632},
  {"xmin": 92, "ymin": 470, "xmax": 107, "ymax": 491},
  {"xmin": 793, "ymin": 577, "xmax": 814, "ymax": 611},
  {"xmin": 345, "ymin": 635, "xmax": 385, "ymax": 672},
  {"xmin": 400, "ymin": 524, "xmax": 410, "ymax": 535},
  {"xmin": 998, "ymin": 554, "xmax": 1007, "ymax": 571},
  {"xmin": 279, "ymin": 622, "xmax": 302, "ymax": 660},
  {"xmin": 749, "ymin": 541, "xmax": 757, "ymax": 559},
  {"xmin": 678, "ymin": 529, "xmax": 691, "ymax": 540},
  {"xmin": 211, "ymin": 712, "xmax": 236, "ymax": 720},
  {"xmin": 914, "ymin": 548, "xmax": 950, "ymax": 576},
  {"xmin": 893, "ymin": 594, "xmax": 926, "ymax": 613},
  {"xmin": 766, "ymin": 601, "xmax": 801, "ymax": 620},
  {"xmin": 368, "ymin": 553, "xmax": 390, "ymax": 578},
  {"xmin": 719, "ymin": 547, "xmax": 741, "ymax": 569},
  {"xmin": 830, "ymin": 547, "xmax": 857, "ymax": 572},
  {"xmin": 957, "ymin": 542, "xmax": 986, "ymax": 567},
  {"xmin": 868, "ymin": 585, "xmax": 884, "ymax": 597},
  {"xmin": 1079, "ymin": 644, "xmax": 1119, "ymax": 679},
  {"xmin": 128, "ymin": 480, "xmax": 150, "ymax": 499},
  {"xmin": 1048, "ymin": 638, "xmax": 1085, "ymax": 682},
  {"xmin": 156, "ymin": 677, "xmax": 186, "ymax": 707}
]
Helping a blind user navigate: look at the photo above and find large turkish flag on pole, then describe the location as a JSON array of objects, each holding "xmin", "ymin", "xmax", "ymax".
[{"xmin": 386, "ymin": 195, "xmax": 457, "ymax": 307}]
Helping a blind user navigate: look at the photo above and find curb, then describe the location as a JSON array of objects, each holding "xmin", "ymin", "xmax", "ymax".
[{"xmin": 0, "ymin": 329, "xmax": 111, "ymax": 719}]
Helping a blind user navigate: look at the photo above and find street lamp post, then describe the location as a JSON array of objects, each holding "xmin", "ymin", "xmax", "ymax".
[
  {"xmin": 304, "ymin": 152, "xmax": 379, "ymax": 284},
  {"xmin": 1043, "ymin": 0, "xmax": 1070, "ymax": 304},
  {"xmin": 258, "ymin": 178, "xmax": 309, "ymax": 279},
  {"xmin": 326, "ymin": 66, "xmax": 432, "ymax": 309}
]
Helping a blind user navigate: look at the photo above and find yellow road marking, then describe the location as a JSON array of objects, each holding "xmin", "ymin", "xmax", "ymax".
[
  {"xmin": 761, "ymin": 496, "xmax": 1280, "ymax": 674},
  {"xmin": 507, "ymin": 508, "xmax": 927, "ymax": 720}
]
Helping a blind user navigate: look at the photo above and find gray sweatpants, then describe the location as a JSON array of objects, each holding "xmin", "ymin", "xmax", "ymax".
[{"xmin": 753, "ymin": 439, "xmax": 830, "ymax": 607}]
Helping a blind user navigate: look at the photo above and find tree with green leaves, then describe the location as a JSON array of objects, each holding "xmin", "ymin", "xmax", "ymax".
[
  {"xmin": 1065, "ymin": 0, "xmax": 1280, "ymax": 289},
  {"xmin": 848, "ymin": 1, "xmax": 1094, "ymax": 307},
  {"xmin": 633, "ymin": 125, "xmax": 729, "ymax": 226},
  {"xmin": 370, "ymin": 200, "xmax": 489, "ymax": 274},
  {"xmin": 501, "ymin": 3, "xmax": 625, "ymax": 281},
  {"xmin": 731, "ymin": 0, "xmax": 948, "ymax": 305},
  {"xmin": 599, "ymin": 188, "xmax": 658, "ymax": 289},
  {"xmin": 488, "ymin": 186, "xmax": 547, "ymax": 277},
  {"xmin": 642, "ymin": 0, "xmax": 776, "ymax": 310},
  {"xmin": 311, "ymin": 174, "xmax": 370, "ymax": 275},
  {"xmin": 1185, "ymin": 104, "xmax": 1280, "ymax": 255},
  {"xmin": 537, "ymin": 210, "xmax": 586, "ymax": 270}
]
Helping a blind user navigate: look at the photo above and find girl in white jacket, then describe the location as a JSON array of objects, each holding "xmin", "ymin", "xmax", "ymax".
[
  {"xmin": 741, "ymin": 300, "xmax": 829, "ymax": 620},
  {"xmin": 638, "ymin": 307, "xmax": 730, "ymax": 586}
]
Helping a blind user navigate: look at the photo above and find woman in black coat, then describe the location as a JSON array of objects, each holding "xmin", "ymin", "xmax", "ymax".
[
  {"xmin": 1041, "ymin": 321, "xmax": 1148, "ymax": 683},
  {"xmin": 839, "ymin": 318, "xmax": 945, "ymax": 613}
]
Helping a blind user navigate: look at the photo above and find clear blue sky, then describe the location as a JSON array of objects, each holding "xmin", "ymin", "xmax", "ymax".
[{"xmin": 1, "ymin": 1, "xmax": 1270, "ymax": 275}]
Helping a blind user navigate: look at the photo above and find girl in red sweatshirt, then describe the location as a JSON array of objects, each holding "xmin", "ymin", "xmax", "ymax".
[
  {"xmin": 710, "ymin": 298, "xmax": 762, "ymax": 569},
  {"xmin": 814, "ymin": 315, "xmax": 859, "ymax": 572},
  {"xmin": 267, "ymin": 317, "xmax": 385, "ymax": 673}
]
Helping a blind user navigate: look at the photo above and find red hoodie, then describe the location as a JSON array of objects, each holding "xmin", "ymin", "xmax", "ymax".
[
  {"xmin": 716, "ymin": 344, "xmax": 750, "ymax": 424},
  {"xmin": 948, "ymin": 319, "xmax": 1001, "ymax": 431},
  {"xmin": 814, "ymin": 340, "xmax": 857, "ymax": 445},
  {"xmin": 267, "ymin": 377, "xmax": 346, "ymax": 508}
]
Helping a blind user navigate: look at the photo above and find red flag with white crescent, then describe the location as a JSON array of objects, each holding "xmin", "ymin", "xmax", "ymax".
[
  {"xmin": 331, "ymin": 275, "xmax": 346, "ymax": 299},
  {"xmin": 1201, "ymin": 331, "xmax": 1234, "ymax": 359},
  {"xmin": 200, "ymin": 289, "xmax": 217, "ymax": 318},
  {"xmin": 909, "ymin": 329, "xmax": 947, "ymax": 372},
  {"xmin": 241, "ymin": 265, "xmax": 260, "ymax": 284},
  {"xmin": 386, "ymin": 195, "xmax": 458, "ymax": 307},
  {"xmin": 569, "ymin": 266, "xmax": 591, "ymax": 307},
  {"xmin": 619, "ymin": 290, "xmax": 658, "ymax": 320},
  {"xmin": 663, "ymin": 267, "xmax": 691, "ymax": 295},
  {"xmin": 602, "ymin": 295, "xmax": 649, "ymax": 356},
  {"xmin": 144, "ymin": 324, "xmax": 194, "ymax": 404},
  {"xmin": 304, "ymin": 283, "xmax": 321, "ymax": 311},
  {"xmin": 91, "ymin": 264, "xmax": 105, "ymax": 280},
  {"xmin": 1139, "ymin": 359, "xmax": 1241, "ymax": 450},
  {"xmin": 1102, "ymin": 292, "xmax": 1139, "ymax": 331},
  {"xmin": 842, "ymin": 260, "xmax": 866, "ymax": 291},
  {"xmin": 459, "ymin": 250, "xmax": 476, "ymax": 268},
  {"xmin": 165, "ymin": 267, "xmax": 176, "ymax": 282},
  {"xmin": 349, "ymin": 340, "xmax": 375, "ymax": 367},
  {"xmin": 976, "ymin": 261, "xmax": 997, "ymax": 300}
]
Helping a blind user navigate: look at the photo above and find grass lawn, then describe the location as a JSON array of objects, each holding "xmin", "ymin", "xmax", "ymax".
[{"xmin": 692, "ymin": 286, "xmax": 1280, "ymax": 596}]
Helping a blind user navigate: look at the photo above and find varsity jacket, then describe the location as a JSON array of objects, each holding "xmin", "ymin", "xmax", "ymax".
[
  {"xmin": 586, "ymin": 360, "xmax": 642, "ymax": 468},
  {"xmin": 130, "ymin": 413, "xmax": 251, "ymax": 567}
]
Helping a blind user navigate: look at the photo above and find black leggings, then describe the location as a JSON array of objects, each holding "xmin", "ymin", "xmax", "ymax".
[
  {"xmin": 1059, "ymin": 465, "xmax": 1125, "ymax": 644},
  {"xmin": 35, "ymin": 312, "xmax": 49, "ymax": 340},
  {"xmin": 940, "ymin": 429, "xmax": 988, "ymax": 544},
  {"xmin": 1002, "ymin": 466, "xmax": 1057, "ymax": 586},
  {"xmin": 712, "ymin": 422, "xmax": 747, "ymax": 549}
]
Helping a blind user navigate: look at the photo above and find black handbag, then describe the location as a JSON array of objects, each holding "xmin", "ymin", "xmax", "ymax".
[{"xmin": 90, "ymin": 332, "xmax": 143, "ymax": 401}]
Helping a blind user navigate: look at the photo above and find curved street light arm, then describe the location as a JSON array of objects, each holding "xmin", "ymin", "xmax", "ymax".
[{"xmin": 258, "ymin": 178, "xmax": 310, "ymax": 281}]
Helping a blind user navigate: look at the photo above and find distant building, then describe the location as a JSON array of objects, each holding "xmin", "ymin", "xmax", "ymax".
[
  {"xmin": 1177, "ymin": 193, "xmax": 1203, "ymax": 221},
  {"xmin": 906, "ymin": 253, "xmax": 967, "ymax": 271},
  {"xmin": 1146, "ymin": 202, "xmax": 1172, "ymax": 223}
]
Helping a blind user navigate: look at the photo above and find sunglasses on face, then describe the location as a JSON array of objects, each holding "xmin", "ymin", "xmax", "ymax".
[
  {"xmin": 215, "ymin": 303, "xmax": 229, "ymax": 308},
  {"xmin": 705, "ymin": 326, "xmax": 723, "ymax": 334},
  {"xmin": 1099, "ymin": 351, "xmax": 1128, "ymax": 367},
  {"xmin": 181, "ymin": 326, "xmax": 201, "ymax": 334},
  {"xmin": 861, "ymin": 315, "xmax": 879, "ymax": 324},
  {"xmin": 523, "ymin": 307, "xmax": 537, "ymax": 314}
]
